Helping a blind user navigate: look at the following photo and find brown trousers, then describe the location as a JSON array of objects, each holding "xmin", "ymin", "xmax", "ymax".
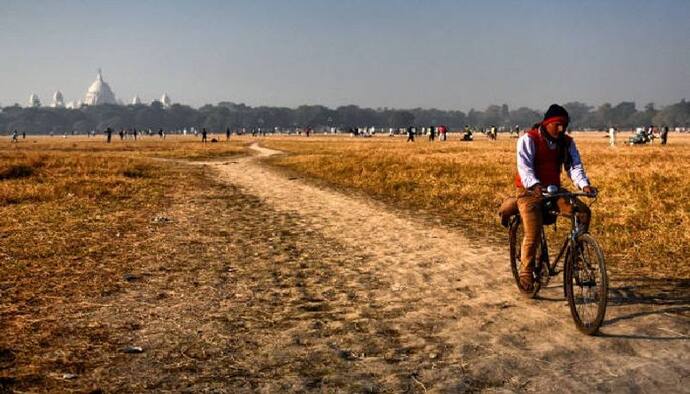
[{"xmin": 516, "ymin": 187, "xmax": 591, "ymax": 275}]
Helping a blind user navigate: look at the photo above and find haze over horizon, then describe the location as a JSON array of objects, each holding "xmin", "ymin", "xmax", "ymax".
[{"xmin": 1, "ymin": 0, "xmax": 689, "ymax": 111}]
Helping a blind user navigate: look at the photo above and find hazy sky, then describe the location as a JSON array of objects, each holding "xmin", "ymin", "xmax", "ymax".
[{"xmin": 1, "ymin": 0, "xmax": 689, "ymax": 111}]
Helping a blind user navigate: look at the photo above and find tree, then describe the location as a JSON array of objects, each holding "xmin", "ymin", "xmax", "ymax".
[
  {"xmin": 388, "ymin": 111, "xmax": 415, "ymax": 128},
  {"xmin": 609, "ymin": 102, "xmax": 637, "ymax": 128},
  {"xmin": 563, "ymin": 102, "xmax": 593, "ymax": 130},
  {"xmin": 653, "ymin": 99, "xmax": 690, "ymax": 127},
  {"xmin": 509, "ymin": 107, "xmax": 541, "ymax": 128}
]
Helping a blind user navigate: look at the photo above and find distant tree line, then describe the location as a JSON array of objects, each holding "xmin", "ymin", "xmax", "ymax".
[{"xmin": 2, "ymin": 99, "xmax": 689, "ymax": 134}]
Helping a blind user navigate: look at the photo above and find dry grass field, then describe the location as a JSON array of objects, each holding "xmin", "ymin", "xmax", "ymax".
[
  {"xmin": 262, "ymin": 132, "xmax": 690, "ymax": 280},
  {"xmin": 1, "ymin": 133, "xmax": 688, "ymax": 392},
  {"xmin": 0, "ymin": 136, "xmax": 248, "ymax": 391}
]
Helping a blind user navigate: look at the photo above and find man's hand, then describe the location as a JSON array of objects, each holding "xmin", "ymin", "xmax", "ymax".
[
  {"xmin": 583, "ymin": 185, "xmax": 598, "ymax": 196},
  {"xmin": 531, "ymin": 184, "xmax": 543, "ymax": 197}
]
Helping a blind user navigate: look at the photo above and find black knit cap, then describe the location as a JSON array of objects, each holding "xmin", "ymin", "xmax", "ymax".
[{"xmin": 542, "ymin": 104, "xmax": 569, "ymax": 126}]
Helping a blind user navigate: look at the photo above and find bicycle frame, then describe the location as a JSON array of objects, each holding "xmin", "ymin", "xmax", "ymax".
[{"xmin": 539, "ymin": 193, "xmax": 589, "ymax": 278}]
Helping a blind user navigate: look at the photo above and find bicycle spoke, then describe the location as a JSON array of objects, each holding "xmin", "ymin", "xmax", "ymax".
[{"xmin": 566, "ymin": 235, "xmax": 608, "ymax": 334}]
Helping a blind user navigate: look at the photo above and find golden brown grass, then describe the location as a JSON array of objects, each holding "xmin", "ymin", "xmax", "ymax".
[
  {"xmin": 0, "ymin": 136, "xmax": 246, "ymax": 205},
  {"xmin": 0, "ymin": 135, "xmax": 246, "ymax": 313},
  {"xmin": 262, "ymin": 132, "xmax": 690, "ymax": 280},
  {"xmin": 0, "ymin": 136, "xmax": 249, "ymax": 390},
  {"xmin": 0, "ymin": 136, "xmax": 247, "ymax": 308},
  {"xmin": 0, "ymin": 133, "xmax": 687, "ymax": 392}
]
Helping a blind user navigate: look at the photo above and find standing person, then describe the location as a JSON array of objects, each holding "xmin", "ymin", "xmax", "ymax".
[
  {"xmin": 514, "ymin": 104, "xmax": 596, "ymax": 290},
  {"xmin": 660, "ymin": 125, "xmax": 669, "ymax": 145},
  {"xmin": 158, "ymin": 129, "xmax": 164, "ymax": 139},
  {"xmin": 490, "ymin": 125, "xmax": 498, "ymax": 140},
  {"xmin": 406, "ymin": 126, "xmax": 415, "ymax": 142},
  {"xmin": 428, "ymin": 126, "xmax": 435, "ymax": 142},
  {"xmin": 647, "ymin": 125, "xmax": 655, "ymax": 144},
  {"xmin": 201, "ymin": 128, "xmax": 208, "ymax": 143},
  {"xmin": 438, "ymin": 125, "xmax": 447, "ymax": 141},
  {"xmin": 226, "ymin": 127, "xmax": 231, "ymax": 141},
  {"xmin": 11, "ymin": 130, "xmax": 18, "ymax": 143},
  {"xmin": 22, "ymin": 132, "xmax": 26, "ymax": 139},
  {"xmin": 106, "ymin": 127, "xmax": 113, "ymax": 143},
  {"xmin": 608, "ymin": 126, "xmax": 617, "ymax": 147}
]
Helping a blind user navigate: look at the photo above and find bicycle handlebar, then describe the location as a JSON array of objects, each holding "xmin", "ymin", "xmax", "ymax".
[{"xmin": 541, "ymin": 191, "xmax": 597, "ymax": 199}]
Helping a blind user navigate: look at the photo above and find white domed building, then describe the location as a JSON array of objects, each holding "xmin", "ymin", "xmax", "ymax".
[
  {"xmin": 51, "ymin": 91, "xmax": 65, "ymax": 108},
  {"xmin": 161, "ymin": 93, "xmax": 172, "ymax": 108},
  {"xmin": 66, "ymin": 100, "xmax": 82, "ymax": 109},
  {"xmin": 83, "ymin": 69, "xmax": 118, "ymax": 105},
  {"xmin": 29, "ymin": 94, "xmax": 41, "ymax": 107}
]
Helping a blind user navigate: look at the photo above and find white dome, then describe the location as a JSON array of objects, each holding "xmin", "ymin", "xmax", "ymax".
[
  {"xmin": 83, "ymin": 69, "xmax": 117, "ymax": 105},
  {"xmin": 52, "ymin": 91, "xmax": 64, "ymax": 108},
  {"xmin": 132, "ymin": 95, "xmax": 142, "ymax": 105},
  {"xmin": 161, "ymin": 93, "xmax": 171, "ymax": 107},
  {"xmin": 29, "ymin": 93, "xmax": 41, "ymax": 107}
]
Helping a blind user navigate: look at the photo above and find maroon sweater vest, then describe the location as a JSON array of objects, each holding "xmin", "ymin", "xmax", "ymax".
[{"xmin": 515, "ymin": 128, "xmax": 572, "ymax": 188}]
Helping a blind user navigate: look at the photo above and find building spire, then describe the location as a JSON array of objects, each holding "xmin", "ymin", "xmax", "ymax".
[{"xmin": 97, "ymin": 68, "xmax": 103, "ymax": 81}]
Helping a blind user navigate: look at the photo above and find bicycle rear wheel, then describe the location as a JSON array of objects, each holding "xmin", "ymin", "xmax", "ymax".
[
  {"xmin": 564, "ymin": 234, "xmax": 608, "ymax": 335},
  {"xmin": 509, "ymin": 218, "xmax": 541, "ymax": 298}
]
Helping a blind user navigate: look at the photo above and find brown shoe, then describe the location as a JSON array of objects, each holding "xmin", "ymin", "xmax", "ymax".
[{"xmin": 519, "ymin": 271, "xmax": 534, "ymax": 291}]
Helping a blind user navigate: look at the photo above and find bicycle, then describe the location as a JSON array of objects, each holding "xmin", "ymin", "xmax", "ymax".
[{"xmin": 508, "ymin": 186, "xmax": 608, "ymax": 335}]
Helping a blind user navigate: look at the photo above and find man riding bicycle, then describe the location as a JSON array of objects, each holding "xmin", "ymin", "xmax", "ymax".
[{"xmin": 515, "ymin": 104, "xmax": 597, "ymax": 290}]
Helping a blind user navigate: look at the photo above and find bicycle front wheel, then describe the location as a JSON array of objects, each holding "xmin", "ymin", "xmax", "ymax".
[{"xmin": 564, "ymin": 234, "xmax": 608, "ymax": 335}]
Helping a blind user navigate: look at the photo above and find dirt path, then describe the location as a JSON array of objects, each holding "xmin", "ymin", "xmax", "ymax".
[{"xmin": 199, "ymin": 142, "xmax": 689, "ymax": 392}]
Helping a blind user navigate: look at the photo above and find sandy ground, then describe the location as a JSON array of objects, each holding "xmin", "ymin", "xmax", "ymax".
[{"xmin": 200, "ymin": 143, "xmax": 689, "ymax": 392}]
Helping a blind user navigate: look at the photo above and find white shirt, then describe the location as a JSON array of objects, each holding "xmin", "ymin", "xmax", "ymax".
[{"xmin": 516, "ymin": 132, "xmax": 590, "ymax": 190}]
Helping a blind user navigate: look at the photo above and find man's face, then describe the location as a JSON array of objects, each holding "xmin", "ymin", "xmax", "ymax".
[{"xmin": 544, "ymin": 121, "xmax": 567, "ymax": 138}]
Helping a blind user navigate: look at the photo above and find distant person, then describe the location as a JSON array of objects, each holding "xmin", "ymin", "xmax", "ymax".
[
  {"xmin": 608, "ymin": 126, "xmax": 617, "ymax": 147},
  {"xmin": 438, "ymin": 125, "xmax": 447, "ymax": 141},
  {"xmin": 647, "ymin": 125, "xmax": 655, "ymax": 143},
  {"xmin": 226, "ymin": 127, "xmax": 231, "ymax": 141},
  {"xmin": 22, "ymin": 132, "xmax": 26, "ymax": 139},
  {"xmin": 118, "ymin": 129, "xmax": 124, "ymax": 140},
  {"xmin": 11, "ymin": 130, "xmax": 18, "ymax": 143},
  {"xmin": 489, "ymin": 125, "xmax": 498, "ymax": 140},
  {"xmin": 201, "ymin": 128, "xmax": 208, "ymax": 143},
  {"xmin": 512, "ymin": 124, "xmax": 520, "ymax": 138},
  {"xmin": 428, "ymin": 126, "xmax": 435, "ymax": 141},
  {"xmin": 462, "ymin": 126, "xmax": 474, "ymax": 141},
  {"xmin": 106, "ymin": 127, "xmax": 113, "ymax": 143},
  {"xmin": 158, "ymin": 128, "xmax": 164, "ymax": 139},
  {"xmin": 305, "ymin": 127, "xmax": 311, "ymax": 137},
  {"xmin": 660, "ymin": 126, "xmax": 669, "ymax": 145},
  {"xmin": 406, "ymin": 126, "xmax": 415, "ymax": 142}
]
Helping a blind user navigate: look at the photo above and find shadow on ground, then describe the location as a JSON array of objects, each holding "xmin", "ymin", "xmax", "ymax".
[{"xmin": 601, "ymin": 278, "xmax": 690, "ymax": 340}]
